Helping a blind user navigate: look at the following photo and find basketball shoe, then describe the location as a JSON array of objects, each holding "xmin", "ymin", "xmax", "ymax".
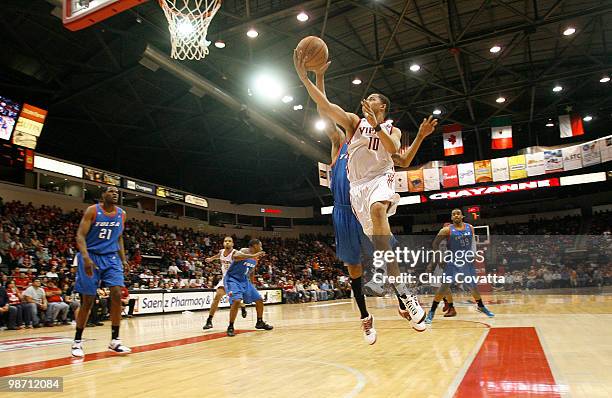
[
  {"xmin": 108, "ymin": 338, "xmax": 131, "ymax": 354},
  {"xmin": 361, "ymin": 314, "xmax": 377, "ymax": 345}
]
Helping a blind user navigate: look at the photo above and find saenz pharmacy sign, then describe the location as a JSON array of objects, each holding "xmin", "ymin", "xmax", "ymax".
[{"xmin": 130, "ymin": 288, "xmax": 283, "ymax": 315}]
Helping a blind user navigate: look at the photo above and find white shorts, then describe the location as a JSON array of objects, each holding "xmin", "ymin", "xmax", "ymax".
[
  {"xmin": 349, "ymin": 172, "xmax": 400, "ymax": 236},
  {"xmin": 214, "ymin": 277, "xmax": 225, "ymax": 290}
]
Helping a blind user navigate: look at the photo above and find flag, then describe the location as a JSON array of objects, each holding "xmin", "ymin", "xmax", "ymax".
[
  {"xmin": 559, "ymin": 114, "xmax": 584, "ymax": 138},
  {"xmin": 491, "ymin": 116, "xmax": 513, "ymax": 149},
  {"xmin": 443, "ymin": 124, "xmax": 463, "ymax": 156}
]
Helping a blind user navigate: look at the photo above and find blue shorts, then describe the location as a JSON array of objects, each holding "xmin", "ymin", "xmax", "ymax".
[
  {"xmin": 224, "ymin": 276, "xmax": 262, "ymax": 305},
  {"xmin": 332, "ymin": 204, "xmax": 365, "ymax": 265},
  {"xmin": 75, "ymin": 252, "xmax": 124, "ymax": 296},
  {"xmin": 444, "ymin": 262, "xmax": 477, "ymax": 289}
]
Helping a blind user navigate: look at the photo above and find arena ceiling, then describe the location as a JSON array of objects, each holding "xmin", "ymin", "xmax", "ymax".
[{"xmin": 1, "ymin": 0, "xmax": 611, "ymax": 206}]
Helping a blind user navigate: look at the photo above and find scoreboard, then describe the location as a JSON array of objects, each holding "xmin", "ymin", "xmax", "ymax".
[{"xmin": 0, "ymin": 142, "xmax": 27, "ymax": 168}]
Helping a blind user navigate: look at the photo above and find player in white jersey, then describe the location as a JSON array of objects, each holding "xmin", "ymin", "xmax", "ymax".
[
  {"xmin": 202, "ymin": 236, "xmax": 247, "ymax": 330},
  {"xmin": 294, "ymin": 50, "xmax": 435, "ymax": 332}
]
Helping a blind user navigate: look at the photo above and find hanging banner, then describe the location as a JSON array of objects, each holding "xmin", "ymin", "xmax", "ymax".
[
  {"xmin": 600, "ymin": 136, "xmax": 612, "ymax": 163},
  {"xmin": 581, "ymin": 140, "xmax": 601, "ymax": 167},
  {"xmin": 395, "ymin": 170, "xmax": 409, "ymax": 192},
  {"xmin": 457, "ymin": 162, "xmax": 476, "ymax": 186},
  {"xmin": 318, "ymin": 162, "xmax": 330, "ymax": 187},
  {"xmin": 491, "ymin": 157, "xmax": 509, "ymax": 182},
  {"xmin": 441, "ymin": 165, "xmax": 459, "ymax": 188},
  {"xmin": 508, "ymin": 155, "xmax": 527, "ymax": 180},
  {"xmin": 526, "ymin": 152, "xmax": 545, "ymax": 177},
  {"xmin": 423, "ymin": 168, "xmax": 440, "ymax": 191},
  {"xmin": 544, "ymin": 150, "xmax": 564, "ymax": 173},
  {"xmin": 407, "ymin": 170, "xmax": 424, "ymax": 192},
  {"xmin": 562, "ymin": 145, "xmax": 582, "ymax": 171},
  {"xmin": 473, "ymin": 160, "xmax": 493, "ymax": 183}
]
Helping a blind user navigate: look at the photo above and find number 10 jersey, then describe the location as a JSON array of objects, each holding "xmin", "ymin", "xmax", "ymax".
[{"xmin": 347, "ymin": 118, "xmax": 395, "ymax": 185}]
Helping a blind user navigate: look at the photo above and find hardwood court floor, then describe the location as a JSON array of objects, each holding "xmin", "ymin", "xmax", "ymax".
[{"xmin": 1, "ymin": 289, "xmax": 612, "ymax": 398}]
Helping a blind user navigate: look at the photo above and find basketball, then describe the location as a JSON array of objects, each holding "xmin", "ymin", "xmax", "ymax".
[{"xmin": 296, "ymin": 36, "xmax": 329, "ymax": 71}]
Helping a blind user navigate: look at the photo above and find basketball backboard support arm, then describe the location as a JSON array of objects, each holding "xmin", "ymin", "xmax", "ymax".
[{"xmin": 62, "ymin": 0, "xmax": 147, "ymax": 31}]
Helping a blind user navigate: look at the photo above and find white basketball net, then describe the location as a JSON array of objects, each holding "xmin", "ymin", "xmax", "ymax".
[{"xmin": 158, "ymin": 0, "xmax": 221, "ymax": 60}]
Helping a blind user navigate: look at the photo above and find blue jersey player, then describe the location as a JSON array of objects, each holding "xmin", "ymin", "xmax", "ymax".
[
  {"xmin": 224, "ymin": 239, "xmax": 273, "ymax": 337},
  {"xmin": 311, "ymin": 63, "xmax": 438, "ymax": 343},
  {"xmin": 71, "ymin": 186, "xmax": 131, "ymax": 357},
  {"xmin": 425, "ymin": 209, "xmax": 495, "ymax": 324}
]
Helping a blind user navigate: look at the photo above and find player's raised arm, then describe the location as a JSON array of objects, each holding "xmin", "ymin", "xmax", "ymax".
[
  {"xmin": 393, "ymin": 116, "xmax": 438, "ymax": 168},
  {"xmin": 233, "ymin": 249, "xmax": 265, "ymax": 261},
  {"xmin": 294, "ymin": 49, "xmax": 360, "ymax": 135},
  {"xmin": 432, "ymin": 226, "xmax": 451, "ymax": 250},
  {"xmin": 314, "ymin": 63, "xmax": 344, "ymax": 161},
  {"xmin": 76, "ymin": 205, "xmax": 97, "ymax": 277}
]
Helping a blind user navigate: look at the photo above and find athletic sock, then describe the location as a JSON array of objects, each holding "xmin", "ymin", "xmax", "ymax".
[
  {"xmin": 257, "ymin": 318, "xmax": 263, "ymax": 323},
  {"xmin": 111, "ymin": 325, "xmax": 120, "ymax": 340},
  {"xmin": 74, "ymin": 327, "xmax": 84, "ymax": 341},
  {"xmin": 228, "ymin": 322, "xmax": 234, "ymax": 328},
  {"xmin": 350, "ymin": 277, "xmax": 369, "ymax": 319},
  {"xmin": 207, "ymin": 315, "xmax": 213, "ymax": 322},
  {"xmin": 430, "ymin": 300, "xmax": 440, "ymax": 312},
  {"xmin": 396, "ymin": 294, "xmax": 407, "ymax": 310},
  {"xmin": 476, "ymin": 299, "xmax": 484, "ymax": 308}
]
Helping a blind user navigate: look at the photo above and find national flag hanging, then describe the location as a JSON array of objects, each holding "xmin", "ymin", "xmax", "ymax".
[
  {"xmin": 559, "ymin": 114, "xmax": 584, "ymax": 138},
  {"xmin": 491, "ymin": 116, "xmax": 513, "ymax": 149},
  {"xmin": 442, "ymin": 124, "xmax": 463, "ymax": 156}
]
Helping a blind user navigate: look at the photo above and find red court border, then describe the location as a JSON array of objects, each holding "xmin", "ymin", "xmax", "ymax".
[
  {"xmin": 0, "ymin": 330, "xmax": 255, "ymax": 377},
  {"xmin": 454, "ymin": 327, "xmax": 562, "ymax": 397}
]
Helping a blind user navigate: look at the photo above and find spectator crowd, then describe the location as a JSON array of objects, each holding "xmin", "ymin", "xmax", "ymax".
[{"xmin": 1, "ymin": 200, "xmax": 611, "ymax": 331}]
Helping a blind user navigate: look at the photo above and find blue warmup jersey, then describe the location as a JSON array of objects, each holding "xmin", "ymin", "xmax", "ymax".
[
  {"xmin": 447, "ymin": 223, "xmax": 474, "ymax": 257},
  {"xmin": 331, "ymin": 142, "xmax": 364, "ymax": 265},
  {"xmin": 86, "ymin": 203, "xmax": 124, "ymax": 254},
  {"xmin": 225, "ymin": 257, "xmax": 257, "ymax": 282},
  {"xmin": 330, "ymin": 142, "xmax": 351, "ymax": 206},
  {"xmin": 75, "ymin": 204, "xmax": 126, "ymax": 295},
  {"xmin": 444, "ymin": 223, "xmax": 477, "ymax": 288},
  {"xmin": 224, "ymin": 256, "xmax": 262, "ymax": 305}
]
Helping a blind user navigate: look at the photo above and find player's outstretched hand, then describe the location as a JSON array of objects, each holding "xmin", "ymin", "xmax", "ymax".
[
  {"xmin": 417, "ymin": 115, "xmax": 438, "ymax": 139},
  {"xmin": 313, "ymin": 61, "xmax": 331, "ymax": 77},
  {"xmin": 361, "ymin": 100, "xmax": 379, "ymax": 129},
  {"xmin": 293, "ymin": 49, "xmax": 308, "ymax": 81},
  {"xmin": 254, "ymin": 251, "xmax": 266, "ymax": 259},
  {"xmin": 83, "ymin": 256, "xmax": 97, "ymax": 277},
  {"xmin": 205, "ymin": 257, "xmax": 212, "ymax": 263}
]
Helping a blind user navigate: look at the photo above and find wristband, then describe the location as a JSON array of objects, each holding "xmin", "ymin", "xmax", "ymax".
[{"xmin": 374, "ymin": 124, "xmax": 382, "ymax": 132}]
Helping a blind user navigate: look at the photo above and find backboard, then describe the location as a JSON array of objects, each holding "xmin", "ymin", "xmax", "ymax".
[{"xmin": 63, "ymin": 0, "xmax": 146, "ymax": 31}]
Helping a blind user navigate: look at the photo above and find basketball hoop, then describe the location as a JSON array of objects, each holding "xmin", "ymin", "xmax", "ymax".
[{"xmin": 158, "ymin": 0, "xmax": 221, "ymax": 60}]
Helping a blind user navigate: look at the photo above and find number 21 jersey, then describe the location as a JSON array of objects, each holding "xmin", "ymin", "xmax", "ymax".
[{"xmin": 86, "ymin": 203, "xmax": 125, "ymax": 254}]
